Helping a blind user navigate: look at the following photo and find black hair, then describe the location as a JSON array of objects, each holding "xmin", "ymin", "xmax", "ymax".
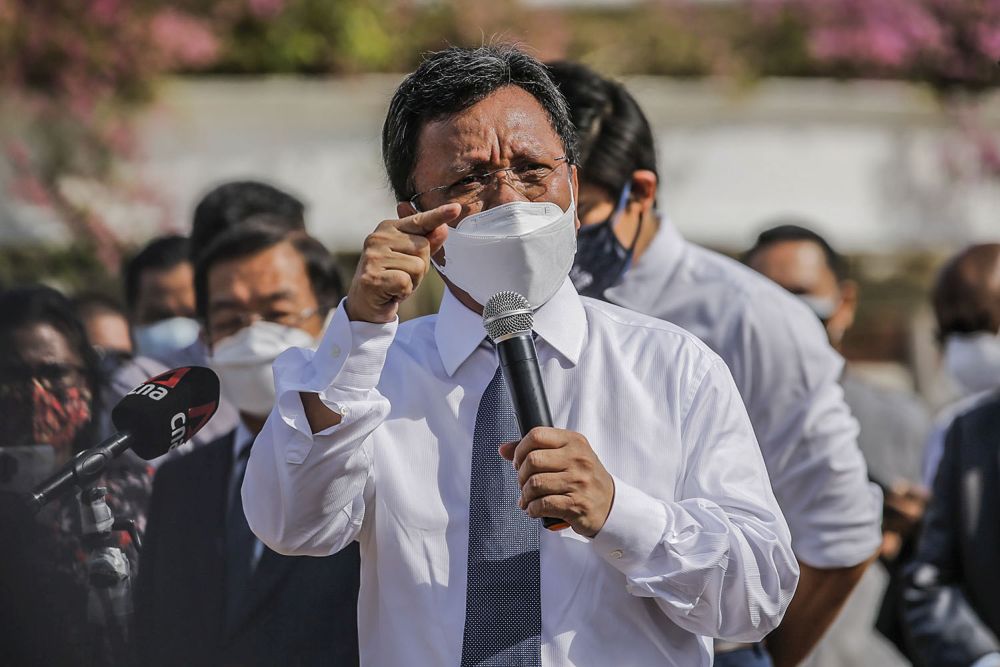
[
  {"xmin": 382, "ymin": 45, "xmax": 579, "ymax": 202},
  {"xmin": 72, "ymin": 291, "xmax": 127, "ymax": 322},
  {"xmin": 0, "ymin": 285, "xmax": 102, "ymax": 452},
  {"xmin": 546, "ymin": 60, "xmax": 658, "ymax": 199},
  {"xmin": 194, "ymin": 214, "xmax": 344, "ymax": 324},
  {"xmin": 932, "ymin": 243, "xmax": 1000, "ymax": 340},
  {"xmin": 123, "ymin": 235, "xmax": 191, "ymax": 313},
  {"xmin": 744, "ymin": 222, "xmax": 849, "ymax": 282},
  {"xmin": 191, "ymin": 180, "xmax": 306, "ymax": 260}
]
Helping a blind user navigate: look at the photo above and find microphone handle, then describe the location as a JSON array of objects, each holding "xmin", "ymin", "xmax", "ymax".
[
  {"xmin": 29, "ymin": 432, "xmax": 131, "ymax": 513},
  {"xmin": 497, "ymin": 333, "xmax": 569, "ymax": 531}
]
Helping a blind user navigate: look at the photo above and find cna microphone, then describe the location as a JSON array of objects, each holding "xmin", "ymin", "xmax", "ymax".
[
  {"xmin": 483, "ymin": 291, "xmax": 569, "ymax": 531},
  {"xmin": 29, "ymin": 366, "xmax": 220, "ymax": 512}
]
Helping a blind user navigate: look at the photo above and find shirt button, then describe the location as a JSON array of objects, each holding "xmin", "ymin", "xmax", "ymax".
[
  {"xmin": 330, "ymin": 344, "xmax": 342, "ymax": 358},
  {"xmin": 339, "ymin": 405, "xmax": 350, "ymax": 417},
  {"xmin": 609, "ymin": 549, "xmax": 624, "ymax": 560}
]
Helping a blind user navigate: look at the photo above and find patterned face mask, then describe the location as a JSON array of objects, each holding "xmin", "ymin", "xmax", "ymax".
[
  {"xmin": 0, "ymin": 377, "xmax": 92, "ymax": 456},
  {"xmin": 569, "ymin": 182, "xmax": 638, "ymax": 300}
]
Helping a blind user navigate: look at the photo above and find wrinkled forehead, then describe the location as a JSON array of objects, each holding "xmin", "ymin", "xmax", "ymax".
[{"xmin": 412, "ymin": 86, "xmax": 565, "ymax": 189}]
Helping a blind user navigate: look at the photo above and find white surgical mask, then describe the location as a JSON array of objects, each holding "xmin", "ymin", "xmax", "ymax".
[
  {"xmin": 431, "ymin": 195, "xmax": 577, "ymax": 309},
  {"xmin": 207, "ymin": 321, "xmax": 317, "ymax": 417},
  {"xmin": 943, "ymin": 330, "xmax": 1000, "ymax": 395},
  {"xmin": 796, "ymin": 295, "xmax": 838, "ymax": 322},
  {"xmin": 133, "ymin": 317, "xmax": 200, "ymax": 359}
]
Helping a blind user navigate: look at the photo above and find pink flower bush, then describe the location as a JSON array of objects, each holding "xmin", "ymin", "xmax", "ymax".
[{"xmin": 758, "ymin": 0, "xmax": 1000, "ymax": 90}]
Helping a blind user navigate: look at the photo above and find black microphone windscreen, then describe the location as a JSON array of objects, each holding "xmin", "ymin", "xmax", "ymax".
[{"xmin": 111, "ymin": 366, "xmax": 220, "ymax": 460}]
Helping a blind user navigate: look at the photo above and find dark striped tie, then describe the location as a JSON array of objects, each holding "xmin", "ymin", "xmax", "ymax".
[{"xmin": 460, "ymin": 364, "xmax": 542, "ymax": 666}]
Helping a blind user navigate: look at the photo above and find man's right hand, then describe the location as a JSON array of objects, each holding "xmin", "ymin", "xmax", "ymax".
[{"xmin": 345, "ymin": 203, "xmax": 461, "ymax": 323}]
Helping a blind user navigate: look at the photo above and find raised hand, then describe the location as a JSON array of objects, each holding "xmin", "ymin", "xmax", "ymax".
[{"xmin": 345, "ymin": 203, "xmax": 461, "ymax": 324}]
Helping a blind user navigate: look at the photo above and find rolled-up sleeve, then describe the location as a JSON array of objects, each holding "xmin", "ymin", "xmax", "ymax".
[
  {"xmin": 243, "ymin": 300, "xmax": 395, "ymax": 557},
  {"xmin": 593, "ymin": 359, "xmax": 799, "ymax": 641},
  {"xmin": 724, "ymin": 297, "xmax": 883, "ymax": 569}
]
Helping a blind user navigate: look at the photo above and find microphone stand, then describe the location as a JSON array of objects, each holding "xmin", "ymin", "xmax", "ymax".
[{"xmin": 79, "ymin": 485, "xmax": 141, "ymax": 665}]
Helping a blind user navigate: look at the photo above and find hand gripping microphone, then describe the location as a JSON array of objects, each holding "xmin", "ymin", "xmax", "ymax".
[
  {"xmin": 483, "ymin": 291, "xmax": 569, "ymax": 531},
  {"xmin": 29, "ymin": 366, "xmax": 220, "ymax": 512}
]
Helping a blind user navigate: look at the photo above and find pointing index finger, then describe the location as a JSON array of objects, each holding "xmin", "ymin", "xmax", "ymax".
[{"xmin": 396, "ymin": 203, "xmax": 462, "ymax": 236}]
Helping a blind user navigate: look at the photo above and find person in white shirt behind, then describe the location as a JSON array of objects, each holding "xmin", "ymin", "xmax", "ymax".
[
  {"xmin": 243, "ymin": 45, "xmax": 798, "ymax": 667},
  {"xmin": 546, "ymin": 61, "xmax": 883, "ymax": 667}
]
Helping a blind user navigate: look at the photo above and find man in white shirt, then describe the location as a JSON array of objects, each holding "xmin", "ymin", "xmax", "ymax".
[
  {"xmin": 243, "ymin": 45, "xmax": 798, "ymax": 667},
  {"xmin": 547, "ymin": 61, "xmax": 882, "ymax": 666}
]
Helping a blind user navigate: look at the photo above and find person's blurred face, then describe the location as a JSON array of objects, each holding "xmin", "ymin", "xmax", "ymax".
[
  {"xmin": 748, "ymin": 239, "xmax": 857, "ymax": 347},
  {"xmin": 0, "ymin": 323, "xmax": 92, "ymax": 462},
  {"xmin": 83, "ymin": 310, "xmax": 133, "ymax": 356},
  {"xmin": 576, "ymin": 171, "xmax": 657, "ymax": 247},
  {"xmin": 205, "ymin": 241, "xmax": 323, "ymax": 431},
  {"xmin": 205, "ymin": 242, "xmax": 323, "ymax": 347},
  {"xmin": 133, "ymin": 262, "xmax": 196, "ymax": 325}
]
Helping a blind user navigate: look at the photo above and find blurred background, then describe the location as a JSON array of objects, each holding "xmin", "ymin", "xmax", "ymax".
[{"xmin": 1, "ymin": 0, "xmax": 998, "ymax": 408}]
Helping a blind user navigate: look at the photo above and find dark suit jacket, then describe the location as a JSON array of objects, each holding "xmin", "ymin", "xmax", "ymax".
[
  {"xmin": 903, "ymin": 392, "xmax": 1000, "ymax": 667},
  {"xmin": 132, "ymin": 431, "xmax": 360, "ymax": 667}
]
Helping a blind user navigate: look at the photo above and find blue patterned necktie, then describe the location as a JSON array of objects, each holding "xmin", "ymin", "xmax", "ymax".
[{"xmin": 460, "ymin": 364, "xmax": 543, "ymax": 666}]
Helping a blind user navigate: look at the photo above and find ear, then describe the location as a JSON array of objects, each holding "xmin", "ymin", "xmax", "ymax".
[
  {"xmin": 838, "ymin": 279, "xmax": 859, "ymax": 322},
  {"xmin": 629, "ymin": 169, "xmax": 658, "ymax": 216},
  {"xmin": 570, "ymin": 164, "xmax": 581, "ymax": 230},
  {"xmin": 397, "ymin": 201, "xmax": 417, "ymax": 218}
]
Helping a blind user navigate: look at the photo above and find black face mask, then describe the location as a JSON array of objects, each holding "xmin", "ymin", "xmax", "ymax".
[{"xmin": 569, "ymin": 183, "xmax": 639, "ymax": 300}]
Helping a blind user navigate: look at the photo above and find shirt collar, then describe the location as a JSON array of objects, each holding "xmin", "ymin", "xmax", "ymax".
[
  {"xmin": 434, "ymin": 277, "xmax": 586, "ymax": 376},
  {"xmin": 605, "ymin": 214, "xmax": 687, "ymax": 311}
]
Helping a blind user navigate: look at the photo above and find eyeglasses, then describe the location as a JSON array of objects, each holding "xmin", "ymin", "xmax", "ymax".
[
  {"xmin": 409, "ymin": 156, "xmax": 570, "ymax": 212},
  {"xmin": 208, "ymin": 306, "xmax": 319, "ymax": 342},
  {"xmin": 0, "ymin": 363, "xmax": 86, "ymax": 393}
]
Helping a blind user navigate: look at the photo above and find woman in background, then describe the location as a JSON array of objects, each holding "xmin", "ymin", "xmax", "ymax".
[{"xmin": 0, "ymin": 285, "xmax": 151, "ymax": 667}]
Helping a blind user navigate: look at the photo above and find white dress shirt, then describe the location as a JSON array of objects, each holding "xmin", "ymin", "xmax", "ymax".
[
  {"xmin": 605, "ymin": 220, "xmax": 882, "ymax": 569},
  {"xmin": 243, "ymin": 279, "xmax": 798, "ymax": 666}
]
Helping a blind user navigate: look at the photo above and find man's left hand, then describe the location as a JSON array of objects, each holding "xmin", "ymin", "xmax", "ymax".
[{"xmin": 499, "ymin": 427, "xmax": 615, "ymax": 538}]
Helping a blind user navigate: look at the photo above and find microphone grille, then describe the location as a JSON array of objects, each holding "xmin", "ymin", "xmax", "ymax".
[{"xmin": 483, "ymin": 291, "xmax": 533, "ymax": 342}]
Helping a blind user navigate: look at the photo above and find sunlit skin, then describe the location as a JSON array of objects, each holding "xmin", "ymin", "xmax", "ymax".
[
  {"xmin": 576, "ymin": 170, "xmax": 659, "ymax": 266},
  {"xmin": 133, "ymin": 262, "xmax": 197, "ymax": 325},
  {"xmin": 207, "ymin": 241, "xmax": 323, "ymax": 435},
  {"xmin": 746, "ymin": 239, "xmax": 857, "ymax": 348},
  {"xmin": 83, "ymin": 311, "xmax": 133, "ymax": 355},
  {"xmin": 305, "ymin": 85, "xmax": 615, "ymax": 538},
  {"xmin": 7, "ymin": 323, "xmax": 87, "ymax": 462}
]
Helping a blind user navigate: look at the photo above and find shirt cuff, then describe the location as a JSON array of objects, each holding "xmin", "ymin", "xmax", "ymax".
[
  {"xmin": 314, "ymin": 299, "xmax": 397, "ymax": 392},
  {"xmin": 274, "ymin": 299, "xmax": 396, "ymax": 438},
  {"xmin": 591, "ymin": 475, "xmax": 668, "ymax": 575},
  {"xmin": 971, "ymin": 654, "xmax": 1000, "ymax": 667}
]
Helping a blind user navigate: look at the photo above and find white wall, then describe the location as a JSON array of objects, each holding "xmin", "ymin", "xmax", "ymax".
[{"xmin": 111, "ymin": 75, "xmax": 1000, "ymax": 253}]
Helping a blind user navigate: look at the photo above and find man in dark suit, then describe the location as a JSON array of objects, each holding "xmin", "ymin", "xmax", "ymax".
[
  {"xmin": 132, "ymin": 216, "xmax": 359, "ymax": 666},
  {"xmin": 903, "ymin": 390, "xmax": 1000, "ymax": 667}
]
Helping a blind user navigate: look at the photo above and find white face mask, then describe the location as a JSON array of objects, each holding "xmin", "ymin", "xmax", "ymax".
[
  {"xmin": 133, "ymin": 317, "xmax": 200, "ymax": 359},
  {"xmin": 207, "ymin": 321, "xmax": 317, "ymax": 417},
  {"xmin": 431, "ymin": 195, "xmax": 577, "ymax": 309},
  {"xmin": 943, "ymin": 330, "xmax": 1000, "ymax": 395}
]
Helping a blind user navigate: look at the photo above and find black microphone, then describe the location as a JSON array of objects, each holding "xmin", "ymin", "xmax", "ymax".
[
  {"xmin": 483, "ymin": 291, "xmax": 568, "ymax": 531},
  {"xmin": 29, "ymin": 366, "xmax": 220, "ymax": 512}
]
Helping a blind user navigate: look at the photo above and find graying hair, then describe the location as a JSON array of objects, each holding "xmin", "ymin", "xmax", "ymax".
[{"xmin": 381, "ymin": 45, "xmax": 579, "ymax": 202}]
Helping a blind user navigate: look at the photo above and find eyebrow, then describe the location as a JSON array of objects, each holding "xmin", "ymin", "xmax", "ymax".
[
  {"xmin": 210, "ymin": 289, "xmax": 298, "ymax": 311},
  {"xmin": 444, "ymin": 145, "xmax": 551, "ymax": 177}
]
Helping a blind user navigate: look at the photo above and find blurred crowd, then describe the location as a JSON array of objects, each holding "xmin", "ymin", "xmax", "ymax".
[{"xmin": 2, "ymin": 53, "xmax": 1000, "ymax": 667}]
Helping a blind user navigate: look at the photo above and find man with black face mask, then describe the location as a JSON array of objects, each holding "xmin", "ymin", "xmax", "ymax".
[{"xmin": 548, "ymin": 61, "xmax": 882, "ymax": 667}]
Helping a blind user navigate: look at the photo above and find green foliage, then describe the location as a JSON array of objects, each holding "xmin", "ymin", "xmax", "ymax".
[{"xmin": 0, "ymin": 244, "xmax": 119, "ymax": 296}]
